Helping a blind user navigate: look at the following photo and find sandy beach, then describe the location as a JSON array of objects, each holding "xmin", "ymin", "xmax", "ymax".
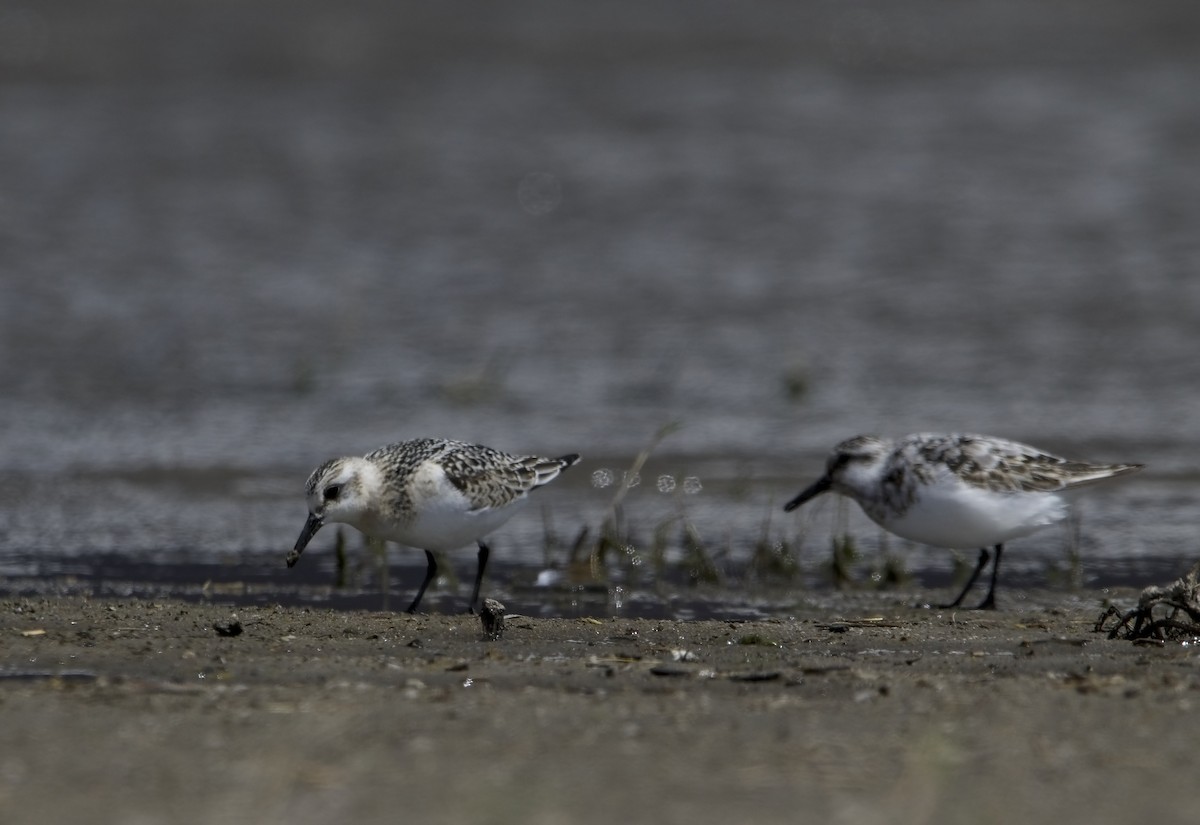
[{"xmin": 2, "ymin": 589, "xmax": 1195, "ymax": 824}]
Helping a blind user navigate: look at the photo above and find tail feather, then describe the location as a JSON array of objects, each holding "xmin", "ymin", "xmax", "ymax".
[
  {"xmin": 529, "ymin": 453, "xmax": 581, "ymax": 489},
  {"xmin": 1061, "ymin": 462, "xmax": 1144, "ymax": 489}
]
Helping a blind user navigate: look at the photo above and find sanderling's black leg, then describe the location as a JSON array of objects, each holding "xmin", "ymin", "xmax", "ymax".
[
  {"xmin": 938, "ymin": 546, "xmax": 991, "ymax": 609},
  {"xmin": 973, "ymin": 544, "xmax": 1003, "ymax": 610},
  {"xmin": 407, "ymin": 549, "xmax": 438, "ymax": 614},
  {"xmin": 468, "ymin": 541, "xmax": 490, "ymax": 614}
]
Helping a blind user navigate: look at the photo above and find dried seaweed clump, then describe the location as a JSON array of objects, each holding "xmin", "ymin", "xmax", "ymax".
[{"xmin": 1096, "ymin": 561, "xmax": 1200, "ymax": 642}]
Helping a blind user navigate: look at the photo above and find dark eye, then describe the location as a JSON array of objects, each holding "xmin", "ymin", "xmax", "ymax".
[{"xmin": 323, "ymin": 484, "xmax": 341, "ymax": 502}]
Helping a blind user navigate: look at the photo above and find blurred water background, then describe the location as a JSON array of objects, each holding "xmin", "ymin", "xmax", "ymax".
[{"xmin": 1, "ymin": 1, "xmax": 1198, "ymax": 615}]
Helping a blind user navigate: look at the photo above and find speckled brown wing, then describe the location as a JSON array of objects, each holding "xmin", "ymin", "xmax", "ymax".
[{"xmin": 439, "ymin": 445, "xmax": 580, "ymax": 511}]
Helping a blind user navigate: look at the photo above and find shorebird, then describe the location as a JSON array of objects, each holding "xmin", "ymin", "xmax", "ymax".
[
  {"xmin": 289, "ymin": 438, "xmax": 580, "ymax": 613},
  {"xmin": 784, "ymin": 433, "xmax": 1143, "ymax": 609}
]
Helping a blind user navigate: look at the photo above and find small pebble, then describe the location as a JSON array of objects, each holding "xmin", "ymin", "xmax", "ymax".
[
  {"xmin": 213, "ymin": 620, "xmax": 243, "ymax": 637},
  {"xmin": 480, "ymin": 598, "xmax": 506, "ymax": 640}
]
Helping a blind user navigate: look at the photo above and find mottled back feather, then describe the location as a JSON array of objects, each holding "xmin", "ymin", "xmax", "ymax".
[
  {"xmin": 902, "ymin": 433, "xmax": 1143, "ymax": 494},
  {"xmin": 363, "ymin": 438, "xmax": 579, "ymax": 514},
  {"xmin": 439, "ymin": 445, "xmax": 580, "ymax": 511}
]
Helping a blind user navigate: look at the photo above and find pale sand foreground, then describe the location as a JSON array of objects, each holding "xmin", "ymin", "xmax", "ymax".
[{"xmin": 0, "ymin": 592, "xmax": 1194, "ymax": 824}]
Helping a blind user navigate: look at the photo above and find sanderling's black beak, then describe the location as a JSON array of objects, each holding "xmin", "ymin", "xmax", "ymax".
[
  {"xmin": 783, "ymin": 475, "xmax": 831, "ymax": 512},
  {"xmin": 286, "ymin": 513, "xmax": 324, "ymax": 567}
]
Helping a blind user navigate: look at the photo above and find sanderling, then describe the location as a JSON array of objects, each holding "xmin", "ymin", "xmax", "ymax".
[
  {"xmin": 784, "ymin": 433, "xmax": 1143, "ymax": 609},
  {"xmin": 289, "ymin": 438, "xmax": 580, "ymax": 613}
]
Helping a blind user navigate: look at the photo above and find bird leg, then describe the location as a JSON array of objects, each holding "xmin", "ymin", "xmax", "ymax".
[
  {"xmin": 469, "ymin": 541, "xmax": 491, "ymax": 614},
  {"xmin": 974, "ymin": 544, "xmax": 1003, "ymax": 610},
  {"xmin": 938, "ymin": 546, "xmax": 993, "ymax": 609},
  {"xmin": 406, "ymin": 549, "xmax": 438, "ymax": 614}
]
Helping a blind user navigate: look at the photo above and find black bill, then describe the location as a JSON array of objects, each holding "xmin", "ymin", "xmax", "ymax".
[
  {"xmin": 782, "ymin": 475, "xmax": 831, "ymax": 512},
  {"xmin": 286, "ymin": 513, "xmax": 324, "ymax": 567}
]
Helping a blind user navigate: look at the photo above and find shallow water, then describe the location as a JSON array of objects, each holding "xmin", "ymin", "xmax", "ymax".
[{"xmin": 1, "ymin": 1, "xmax": 1198, "ymax": 614}]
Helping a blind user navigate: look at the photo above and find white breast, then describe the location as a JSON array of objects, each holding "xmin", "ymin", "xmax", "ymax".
[{"xmin": 374, "ymin": 460, "xmax": 527, "ymax": 551}]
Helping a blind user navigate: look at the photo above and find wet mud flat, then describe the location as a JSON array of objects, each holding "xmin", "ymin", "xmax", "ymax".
[{"xmin": 1, "ymin": 591, "xmax": 1197, "ymax": 824}]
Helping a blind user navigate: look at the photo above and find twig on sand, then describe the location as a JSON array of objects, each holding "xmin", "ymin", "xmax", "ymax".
[{"xmin": 1095, "ymin": 560, "xmax": 1200, "ymax": 643}]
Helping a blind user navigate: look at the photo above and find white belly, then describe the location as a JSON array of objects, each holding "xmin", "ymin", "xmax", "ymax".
[
  {"xmin": 868, "ymin": 481, "xmax": 1068, "ymax": 550},
  {"xmin": 371, "ymin": 496, "xmax": 527, "ymax": 552}
]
